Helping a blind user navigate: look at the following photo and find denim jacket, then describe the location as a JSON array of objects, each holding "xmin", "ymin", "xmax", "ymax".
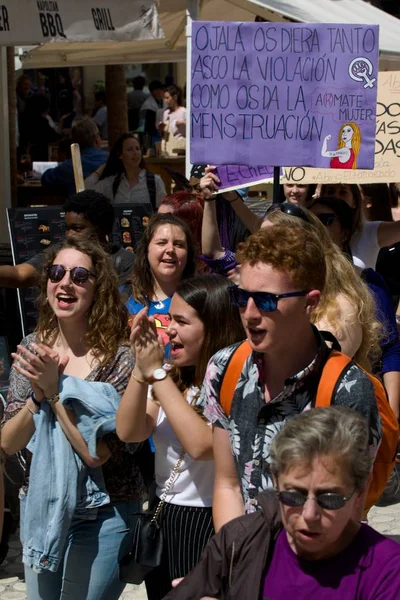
[{"xmin": 22, "ymin": 376, "xmax": 123, "ymax": 573}]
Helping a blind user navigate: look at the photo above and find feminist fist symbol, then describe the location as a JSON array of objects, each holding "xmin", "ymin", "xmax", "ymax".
[{"xmin": 348, "ymin": 57, "xmax": 377, "ymax": 89}]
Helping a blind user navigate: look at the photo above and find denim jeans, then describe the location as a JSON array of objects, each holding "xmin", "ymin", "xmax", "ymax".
[{"xmin": 24, "ymin": 499, "xmax": 141, "ymax": 600}]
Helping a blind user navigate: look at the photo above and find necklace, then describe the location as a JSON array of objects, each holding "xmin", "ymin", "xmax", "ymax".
[
  {"xmin": 154, "ymin": 299, "xmax": 165, "ymax": 309},
  {"xmin": 153, "ymin": 292, "xmax": 166, "ymax": 310}
]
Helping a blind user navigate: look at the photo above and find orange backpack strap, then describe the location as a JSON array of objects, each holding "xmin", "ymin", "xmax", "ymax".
[
  {"xmin": 220, "ymin": 341, "xmax": 252, "ymax": 417},
  {"xmin": 363, "ymin": 375, "xmax": 399, "ymax": 511},
  {"xmin": 316, "ymin": 350, "xmax": 399, "ymax": 513},
  {"xmin": 315, "ymin": 350, "xmax": 352, "ymax": 407}
]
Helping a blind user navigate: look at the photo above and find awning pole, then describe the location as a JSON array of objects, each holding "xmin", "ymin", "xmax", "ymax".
[
  {"xmin": 185, "ymin": 0, "xmax": 199, "ymax": 180},
  {"xmin": 0, "ymin": 48, "xmax": 11, "ymax": 243}
]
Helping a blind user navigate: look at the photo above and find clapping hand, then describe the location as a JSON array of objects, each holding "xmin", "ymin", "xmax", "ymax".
[
  {"xmin": 12, "ymin": 342, "xmax": 69, "ymax": 399},
  {"xmin": 130, "ymin": 309, "xmax": 165, "ymax": 381}
]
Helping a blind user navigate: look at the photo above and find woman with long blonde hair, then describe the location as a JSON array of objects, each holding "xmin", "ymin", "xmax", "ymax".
[
  {"xmin": 263, "ymin": 203, "xmax": 381, "ymax": 372},
  {"xmin": 310, "ymin": 196, "xmax": 400, "ymax": 421},
  {"xmin": 317, "ymin": 182, "xmax": 400, "ymax": 270}
]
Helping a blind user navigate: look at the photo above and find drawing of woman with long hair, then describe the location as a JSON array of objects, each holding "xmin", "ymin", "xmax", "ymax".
[{"xmin": 321, "ymin": 122, "xmax": 361, "ymax": 169}]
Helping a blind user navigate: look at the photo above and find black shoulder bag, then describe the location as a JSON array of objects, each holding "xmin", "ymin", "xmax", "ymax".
[{"xmin": 119, "ymin": 449, "xmax": 185, "ymax": 585}]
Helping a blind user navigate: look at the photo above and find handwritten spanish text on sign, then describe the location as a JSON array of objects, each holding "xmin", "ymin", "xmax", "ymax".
[
  {"xmin": 190, "ymin": 22, "xmax": 379, "ymax": 169},
  {"xmin": 282, "ymin": 71, "xmax": 400, "ymax": 185},
  {"xmin": 216, "ymin": 165, "xmax": 276, "ymax": 192}
]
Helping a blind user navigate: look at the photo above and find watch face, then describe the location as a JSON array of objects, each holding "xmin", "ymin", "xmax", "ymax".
[{"xmin": 153, "ymin": 368, "xmax": 167, "ymax": 381}]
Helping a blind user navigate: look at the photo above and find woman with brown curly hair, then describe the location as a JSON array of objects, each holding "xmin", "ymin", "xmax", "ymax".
[
  {"xmin": 1, "ymin": 236, "xmax": 145, "ymax": 600},
  {"xmin": 126, "ymin": 213, "xmax": 197, "ymax": 354}
]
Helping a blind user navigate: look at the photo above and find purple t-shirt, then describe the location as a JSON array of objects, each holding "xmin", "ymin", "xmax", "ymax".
[{"xmin": 263, "ymin": 526, "xmax": 400, "ymax": 599}]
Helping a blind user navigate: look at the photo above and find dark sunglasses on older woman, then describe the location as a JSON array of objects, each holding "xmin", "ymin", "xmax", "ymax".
[
  {"xmin": 229, "ymin": 285, "xmax": 309, "ymax": 312},
  {"xmin": 47, "ymin": 265, "xmax": 95, "ymax": 286},
  {"xmin": 277, "ymin": 489, "xmax": 356, "ymax": 510}
]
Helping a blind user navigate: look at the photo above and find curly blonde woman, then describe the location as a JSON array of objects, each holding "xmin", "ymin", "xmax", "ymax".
[{"xmin": 263, "ymin": 204, "xmax": 381, "ymax": 372}]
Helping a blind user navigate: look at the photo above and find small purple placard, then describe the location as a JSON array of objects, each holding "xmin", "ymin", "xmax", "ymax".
[{"xmin": 216, "ymin": 165, "xmax": 275, "ymax": 190}]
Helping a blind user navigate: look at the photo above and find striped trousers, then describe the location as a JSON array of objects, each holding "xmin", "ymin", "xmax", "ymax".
[{"xmin": 145, "ymin": 501, "xmax": 214, "ymax": 600}]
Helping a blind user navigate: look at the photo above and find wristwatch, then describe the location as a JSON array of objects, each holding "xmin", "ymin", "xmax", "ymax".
[
  {"xmin": 149, "ymin": 367, "xmax": 168, "ymax": 384},
  {"xmin": 45, "ymin": 393, "xmax": 60, "ymax": 406}
]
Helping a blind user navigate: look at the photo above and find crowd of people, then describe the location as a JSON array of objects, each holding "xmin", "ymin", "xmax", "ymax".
[
  {"xmin": 1, "ymin": 167, "xmax": 400, "ymax": 599},
  {"xmin": 16, "ymin": 71, "xmax": 186, "ymax": 192}
]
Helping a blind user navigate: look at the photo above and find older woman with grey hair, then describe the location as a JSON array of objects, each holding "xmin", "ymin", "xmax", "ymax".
[{"xmin": 164, "ymin": 407, "xmax": 400, "ymax": 600}]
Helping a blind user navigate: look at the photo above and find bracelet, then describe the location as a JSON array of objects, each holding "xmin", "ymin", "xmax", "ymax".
[
  {"xmin": 30, "ymin": 392, "xmax": 41, "ymax": 409},
  {"xmin": 27, "ymin": 405, "xmax": 38, "ymax": 417},
  {"xmin": 131, "ymin": 372, "xmax": 147, "ymax": 385},
  {"xmin": 46, "ymin": 393, "xmax": 60, "ymax": 405}
]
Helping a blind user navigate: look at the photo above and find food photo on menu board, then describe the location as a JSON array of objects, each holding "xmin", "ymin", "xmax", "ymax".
[{"xmin": 111, "ymin": 204, "xmax": 153, "ymax": 252}]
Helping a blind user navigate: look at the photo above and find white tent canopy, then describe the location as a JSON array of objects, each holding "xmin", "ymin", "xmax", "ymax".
[
  {"xmin": 20, "ymin": 0, "xmax": 400, "ymax": 69},
  {"xmin": 0, "ymin": 0, "xmax": 164, "ymax": 46}
]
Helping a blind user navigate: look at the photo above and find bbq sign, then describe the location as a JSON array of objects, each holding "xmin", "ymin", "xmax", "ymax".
[
  {"xmin": 37, "ymin": 1, "xmax": 65, "ymax": 39},
  {"xmin": 0, "ymin": 0, "xmax": 161, "ymax": 44}
]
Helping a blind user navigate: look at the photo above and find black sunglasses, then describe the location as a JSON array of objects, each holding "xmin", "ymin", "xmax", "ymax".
[
  {"xmin": 47, "ymin": 265, "xmax": 95, "ymax": 286},
  {"xmin": 229, "ymin": 286, "xmax": 309, "ymax": 312},
  {"xmin": 316, "ymin": 213, "xmax": 336, "ymax": 227},
  {"xmin": 277, "ymin": 489, "xmax": 356, "ymax": 511},
  {"xmin": 265, "ymin": 201, "xmax": 310, "ymax": 223}
]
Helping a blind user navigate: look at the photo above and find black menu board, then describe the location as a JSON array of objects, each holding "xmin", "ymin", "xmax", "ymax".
[
  {"xmin": 7, "ymin": 207, "xmax": 66, "ymax": 336},
  {"xmin": 110, "ymin": 204, "xmax": 153, "ymax": 251},
  {"xmin": 7, "ymin": 204, "xmax": 152, "ymax": 336},
  {"xmin": 0, "ymin": 336, "xmax": 11, "ymax": 398}
]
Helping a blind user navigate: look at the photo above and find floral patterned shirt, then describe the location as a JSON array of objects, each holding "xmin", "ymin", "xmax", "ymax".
[
  {"xmin": 2, "ymin": 333, "xmax": 145, "ymax": 504},
  {"xmin": 202, "ymin": 330, "xmax": 382, "ymax": 513}
]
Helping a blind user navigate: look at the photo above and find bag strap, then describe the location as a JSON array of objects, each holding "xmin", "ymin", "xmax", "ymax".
[
  {"xmin": 315, "ymin": 350, "xmax": 352, "ymax": 408},
  {"xmin": 146, "ymin": 171, "xmax": 157, "ymax": 212},
  {"xmin": 220, "ymin": 341, "xmax": 252, "ymax": 417},
  {"xmin": 151, "ymin": 449, "xmax": 185, "ymax": 524}
]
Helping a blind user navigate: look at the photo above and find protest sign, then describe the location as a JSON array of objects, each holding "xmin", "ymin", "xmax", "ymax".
[
  {"xmin": 282, "ymin": 71, "xmax": 400, "ymax": 184},
  {"xmin": 191, "ymin": 22, "xmax": 379, "ymax": 169},
  {"xmin": 216, "ymin": 165, "xmax": 276, "ymax": 192}
]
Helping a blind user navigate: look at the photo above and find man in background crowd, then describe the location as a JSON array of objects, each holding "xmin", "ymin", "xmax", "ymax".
[
  {"xmin": 41, "ymin": 118, "xmax": 109, "ymax": 196},
  {"xmin": 128, "ymin": 75, "xmax": 148, "ymax": 131},
  {"xmin": 92, "ymin": 91, "xmax": 108, "ymax": 140},
  {"xmin": 139, "ymin": 80, "xmax": 165, "ymax": 140}
]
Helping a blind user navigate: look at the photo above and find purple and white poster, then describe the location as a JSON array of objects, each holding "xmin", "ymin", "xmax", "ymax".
[{"xmin": 190, "ymin": 22, "xmax": 379, "ymax": 169}]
